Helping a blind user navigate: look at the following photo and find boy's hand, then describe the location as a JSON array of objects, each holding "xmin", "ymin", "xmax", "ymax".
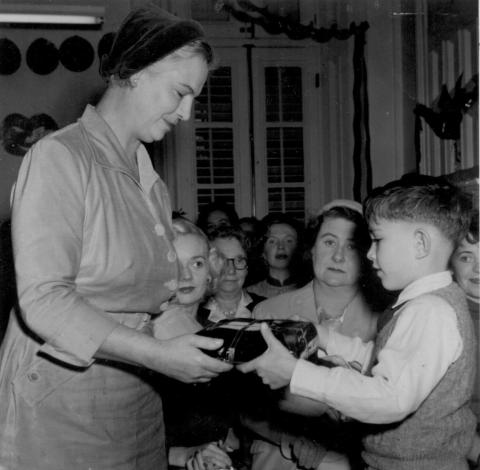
[{"xmin": 237, "ymin": 322, "xmax": 297, "ymax": 389}]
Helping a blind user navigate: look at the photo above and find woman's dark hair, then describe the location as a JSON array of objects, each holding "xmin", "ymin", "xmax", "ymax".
[
  {"xmin": 100, "ymin": 4, "xmax": 214, "ymax": 82},
  {"xmin": 196, "ymin": 200, "xmax": 240, "ymax": 234},
  {"xmin": 259, "ymin": 212, "xmax": 303, "ymax": 240},
  {"xmin": 304, "ymin": 206, "xmax": 370, "ymax": 255}
]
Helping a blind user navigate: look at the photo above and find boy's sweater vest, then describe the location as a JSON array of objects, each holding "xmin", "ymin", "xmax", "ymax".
[{"xmin": 362, "ymin": 282, "xmax": 477, "ymax": 470}]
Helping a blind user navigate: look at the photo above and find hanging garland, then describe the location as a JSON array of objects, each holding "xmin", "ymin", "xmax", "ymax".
[{"xmin": 216, "ymin": 0, "xmax": 372, "ymax": 201}]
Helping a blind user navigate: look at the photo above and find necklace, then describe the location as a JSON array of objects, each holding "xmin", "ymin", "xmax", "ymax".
[
  {"xmin": 213, "ymin": 298, "xmax": 238, "ymax": 319},
  {"xmin": 223, "ymin": 309, "xmax": 237, "ymax": 319},
  {"xmin": 315, "ymin": 290, "xmax": 358, "ymax": 328}
]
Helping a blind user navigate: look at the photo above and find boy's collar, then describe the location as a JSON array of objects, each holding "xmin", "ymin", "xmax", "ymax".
[{"xmin": 394, "ymin": 271, "xmax": 452, "ymax": 307}]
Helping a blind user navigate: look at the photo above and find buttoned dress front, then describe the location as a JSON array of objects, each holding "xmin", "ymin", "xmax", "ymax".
[{"xmin": 0, "ymin": 106, "xmax": 179, "ymax": 470}]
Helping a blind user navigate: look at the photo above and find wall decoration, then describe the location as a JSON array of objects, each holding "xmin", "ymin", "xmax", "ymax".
[
  {"xmin": 0, "ymin": 38, "xmax": 21, "ymax": 75},
  {"xmin": 26, "ymin": 38, "xmax": 59, "ymax": 75},
  {"xmin": 2, "ymin": 113, "xmax": 58, "ymax": 156},
  {"xmin": 59, "ymin": 35, "xmax": 94, "ymax": 72},
  {"xmin": 414, "ymin": 73, "xmax": 478, "ymax": 169}
]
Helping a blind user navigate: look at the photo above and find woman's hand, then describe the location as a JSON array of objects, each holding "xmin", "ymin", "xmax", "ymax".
[
  {"xmin": 153, "ymin": 334, "xmax": 233, "ymax": 383},
  {"xmin": 186, "ymin": 442, "xmax": 233, "ymax": 470},
  {"xmin": 237, "ymin": 323, "xmax": 297, "ymax": 389},
  {"xmin": 98, "ymin": 325, "xmax": 232, "ymax": 383}
]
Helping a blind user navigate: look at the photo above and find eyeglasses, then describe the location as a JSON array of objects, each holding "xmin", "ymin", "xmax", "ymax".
[{"xmin": 222, "ymin": 256, "xmax": 248, "ymax": 270}]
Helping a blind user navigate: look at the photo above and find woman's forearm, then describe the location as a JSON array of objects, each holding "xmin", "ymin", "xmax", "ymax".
[{"xmin": 98, "ymin": 324, "xmax": 233, "ymax": 383}]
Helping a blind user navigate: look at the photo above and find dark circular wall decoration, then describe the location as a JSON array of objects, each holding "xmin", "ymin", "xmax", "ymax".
[
  {"xmin": 59, "ymin": 35, "xmax": 94, "ymax": 72},
  {"xmin": 0, "ymin": 38, "xmax": 21, "ymax": 75},
  {"xmin": 26, "ymin": 38, "xmax": 59, "ymax": 75}
]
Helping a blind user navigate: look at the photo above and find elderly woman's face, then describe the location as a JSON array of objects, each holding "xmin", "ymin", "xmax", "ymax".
[
  {"xmin": 211, "ymin": 236, "xmax": 248, "ymax": 296},
  {"xmin": 131, "ymin": 54, "xmax": 208, "ymax": 143},
  {"xmin": 312, "ymin": 216, "xmax": 361, "ymax": 288}
]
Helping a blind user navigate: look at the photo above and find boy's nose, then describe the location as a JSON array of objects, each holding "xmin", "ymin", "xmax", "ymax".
[{"xmin": 366, "ymin": 244, "xmax": 375, "ymax": 261}]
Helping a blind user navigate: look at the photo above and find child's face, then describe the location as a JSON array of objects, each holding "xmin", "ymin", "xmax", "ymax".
[
  {"xmin": 263, "ymin": 223, "xmax": 298, "ymax": 271},
  {"xmin": 173, "ymin": 233, "xmax": 210, "ymax": 307},
  {"xmin": 367, "ymin": 218, "xmax": 417, "ymax": 291},
  {"xmin": 451, "ymin": 237, "xmax": 480, "ymax": 300}
]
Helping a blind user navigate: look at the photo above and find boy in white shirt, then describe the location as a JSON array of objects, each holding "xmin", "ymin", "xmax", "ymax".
[{"xmin": 239, "ymin": 181, "xmax": 476, "ymax": 470}]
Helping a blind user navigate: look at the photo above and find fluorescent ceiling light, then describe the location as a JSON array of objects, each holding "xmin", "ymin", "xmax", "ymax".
[
  {"xmin": 0, "ymin": 4, "xmax": 104, "ymax": 26},
  {"xmin": 0, "ymin": 13, "xmax": 102, "ymax": 25}
]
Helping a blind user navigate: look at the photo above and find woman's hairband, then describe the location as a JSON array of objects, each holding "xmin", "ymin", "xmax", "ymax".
[{"xmin": 320, "ymin": 199, "xmax": 363, "ymax": 215}]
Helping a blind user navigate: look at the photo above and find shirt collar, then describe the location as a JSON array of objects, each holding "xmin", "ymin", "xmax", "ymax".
[
  {"xmin": 79, "ymin": 105, "xmax": 154, "ymax": 184},
  {"xmin": 394, "ymin": 271, "xmax": 452, "ymax": 307},
  {"xmin": 206, "ymin": 290, "xmax": 253, "ymax": 323},
  {"xmin": 266, "ymin": 274, "xmax": 297, "ymax": 287}
]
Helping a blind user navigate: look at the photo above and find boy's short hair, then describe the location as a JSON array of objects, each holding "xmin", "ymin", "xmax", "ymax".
[{"xmin": 364, "ymin": 179, "xmax": 472, "ymax": 244}]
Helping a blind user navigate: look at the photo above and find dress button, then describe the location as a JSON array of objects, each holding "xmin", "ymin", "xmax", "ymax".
[
  {"xmin": 167, "ymin": 250, "xmax": 177, "ymax": 263},
  {"xmin": 154, "ymin": 223, "xmax": 165, "ymax": 236},
  {"xmin": 164, "ymin": 279, "xmax": 178, "ymax": 292},
  {"xmin": 27, "ymin": 372, "xmax": 39, "ymax": 382}
]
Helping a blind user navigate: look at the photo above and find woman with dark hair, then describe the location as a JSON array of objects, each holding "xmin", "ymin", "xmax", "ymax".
[
  {"xmin": 246, "ymin": 200, "xmax": 380, "ymax": 470},
  {"xmin": 0, "ymin": 6, "xmax": 232, "ymax": 469},
  {"xmin": 196, "ymin": 200, "xmax": 240, "ymax": 235},
  {"xmin": 451, "ymin": 209, "xmax": 480, "ymax": 468},
  {"xmin": 248, "ymin": 212, "xmax": 305, "ymax": 298}
]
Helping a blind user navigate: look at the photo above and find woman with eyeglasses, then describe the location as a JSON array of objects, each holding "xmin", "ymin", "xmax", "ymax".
[{"xmin": 197, "ymin": 225, "xmax": 266, "ymax": 326}]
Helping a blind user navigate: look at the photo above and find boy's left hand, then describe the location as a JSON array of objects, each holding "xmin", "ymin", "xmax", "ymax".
[{"xmin": 236, "ymin": 322, "xmax": 297, "ymax": 389}]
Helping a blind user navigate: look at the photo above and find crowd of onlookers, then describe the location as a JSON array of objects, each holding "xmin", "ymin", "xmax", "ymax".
[
  {"xmin": 150, "ymin": 172, "xmax": 479, "ymax": 470},
  {"xmin": 0, "ymin": 174, "xmax": 477, "ymax": 470}
]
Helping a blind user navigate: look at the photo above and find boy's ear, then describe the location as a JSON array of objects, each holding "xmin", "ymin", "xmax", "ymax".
[{"xmin": 413, "ymin": 228, "xmax": 431, "ymax": 259}]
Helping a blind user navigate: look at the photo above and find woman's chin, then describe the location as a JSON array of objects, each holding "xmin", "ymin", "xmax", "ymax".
[
  {"xmin": 176, "ymin": 294, "xmax": 202, "ymax": 306},
  {"xmin": 320, "ymin": 275, "xmax": 354, "ymax": 288}
]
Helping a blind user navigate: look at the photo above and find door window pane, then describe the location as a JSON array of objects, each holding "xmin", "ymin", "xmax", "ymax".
[
  {"xmin": 195, "ymin": 67, "xmax": 232, "ymax": 122},
  {"xmin": 196, "ymin": 128, "xmax": 234, "ymax": 185},
  {"xmin": 197, "ymin": 188, "xmax": 235, "ymax": 208},
  {"xmin": 268, "ymin": 187, "xmax": 305, "ymax": 222},
  {"xmin": 264, "ymin": 65, "xmax": 305, "ymax": 219},
  {"xmin": 267, "ymin": 127, "xmax": 304, "ymax": 184},
  {"xmin": 265, "ymin": 66, "xmax": 303, "ymax": 122}
]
